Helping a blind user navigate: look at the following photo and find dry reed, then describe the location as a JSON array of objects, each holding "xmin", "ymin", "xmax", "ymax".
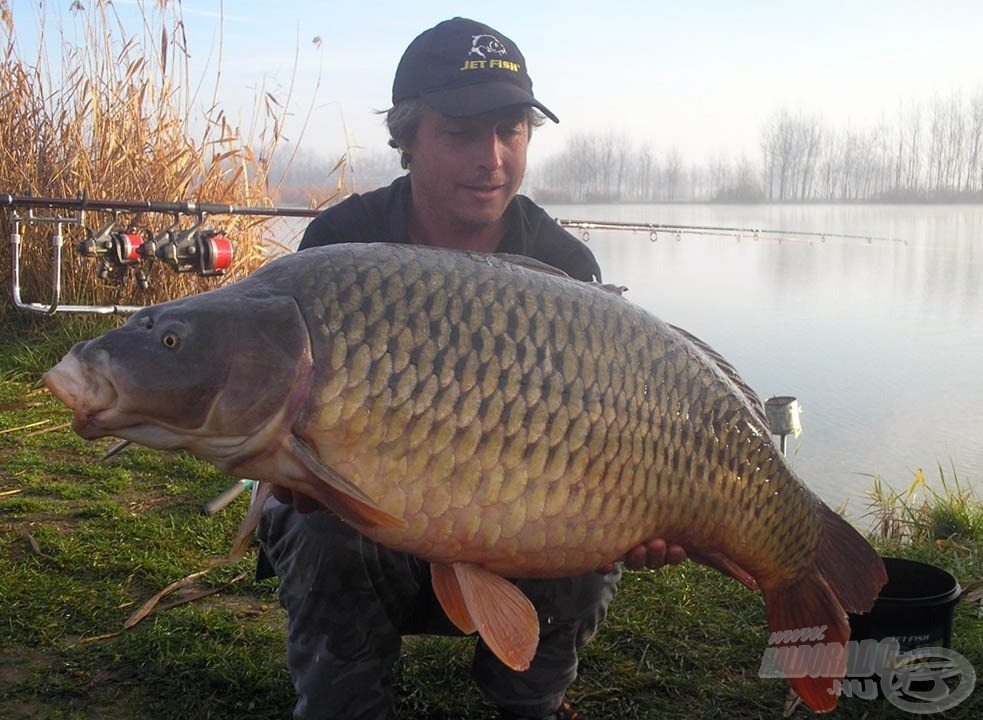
[{"xmin": 0, "ymin": 0, "xmax": 338, "ymax": 313}]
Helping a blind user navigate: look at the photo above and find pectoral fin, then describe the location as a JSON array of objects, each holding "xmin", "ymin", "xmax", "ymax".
[
  {"xmin": 431, "ymin": 564, "xmax": 477, "ymax": 634},
  {"xmin": 229, "ymin": 481, "xmax": 273, "ymax": 562},
  {"xmin": 689, "ymin": 549, "xmax": 759, "ymax": 591},
  {"xmin": 287, "ymin": 435, "xmax": 406, "ymax": 530},
  {"xmin": 431, "ymin": 562, "xmax": 539, "ymax": 672}
]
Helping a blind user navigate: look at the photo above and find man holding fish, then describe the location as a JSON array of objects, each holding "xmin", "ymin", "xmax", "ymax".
[
  {"xmin": 43, "ymin": 13, "xmax": 886, "ymax": 716},
  {"xmin": 257, "ymin": 16, "xmax": 686, "ymax": 720}
]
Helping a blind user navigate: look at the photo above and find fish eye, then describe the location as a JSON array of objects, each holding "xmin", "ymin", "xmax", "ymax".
[{"xmin": 161, "ymin": 332, "xmax": 181, "ymax": 350}]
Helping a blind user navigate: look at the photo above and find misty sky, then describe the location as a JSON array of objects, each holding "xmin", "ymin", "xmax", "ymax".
[{"xmin": 12, "ymin": 0, "xmax": 983, "ymax": 167}]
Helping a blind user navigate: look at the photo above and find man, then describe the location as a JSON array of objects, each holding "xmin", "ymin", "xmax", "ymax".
[{"xmin": 258, "ymin": 17, "xmax": 684, "ymax": 720}]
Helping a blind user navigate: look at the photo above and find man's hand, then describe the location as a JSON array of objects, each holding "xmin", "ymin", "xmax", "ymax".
[{"xmin": 598, "ymin": 538, "xmax": 687, "ymax": 574}]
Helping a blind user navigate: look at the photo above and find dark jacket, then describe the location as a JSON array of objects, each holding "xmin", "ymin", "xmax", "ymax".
[{"xmin": 298, "ymin": 175, "xmax": 601, "ymax": 282}]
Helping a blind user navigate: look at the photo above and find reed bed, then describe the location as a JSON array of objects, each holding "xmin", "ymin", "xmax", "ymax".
[{"xmin": 0, "ymin": 0, "xmax": 336, "ymax": 315}]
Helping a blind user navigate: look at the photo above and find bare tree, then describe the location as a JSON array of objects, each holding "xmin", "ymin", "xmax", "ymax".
[
  {"xmin": 928, "ymin": 93, "xmax": 967, "ymax": 193},
  {"xmin": 635, "ymin": 144, "xmax": 656, "ymax": 201},
  {"xmin": 963, "ymin": 90, "xmax": 983, "ymax": 192},
  {"xmin": 906, "ymin": 103, "xmax": 924, "ymax": 190},
  {"xmin": 664, "ymin": 148, "xmax": 682, "ymax": 201},
  {"xmin": 799, "ymin": 117, "xmax": 823, "ymax": 199},
  {"xmin": 759, "ymin": 109, "xmax": 823, "ymax": 200}
]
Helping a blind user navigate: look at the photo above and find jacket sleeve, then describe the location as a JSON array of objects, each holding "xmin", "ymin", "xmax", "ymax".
[
  {"xmin": 297, "ymin": 209, "xmax": 346, "ymax": 250},
  {"xmin": 297, "ymin": 177, "xmax": 408, "ymax": 251},
  {"xmin": 520, "ymin": 200, "xmax": 602, "ymax": 283}
]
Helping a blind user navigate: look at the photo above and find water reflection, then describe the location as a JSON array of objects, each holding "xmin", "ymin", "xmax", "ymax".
[{"xmin": 546, "ymin": 204, "xmax": 983, "ymax": 513}]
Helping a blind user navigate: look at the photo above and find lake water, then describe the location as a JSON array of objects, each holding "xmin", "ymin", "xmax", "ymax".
[{"xmin": 543, "ymin": 203, "xmax": 983, "ymax": 517}]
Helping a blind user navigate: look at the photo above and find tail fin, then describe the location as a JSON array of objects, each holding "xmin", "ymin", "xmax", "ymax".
[
  {"xmin": 815, "ymin": 503, "xmax": 887, "ymax": 615},
  {"xmin": 761, "ymin": 505, "xmax": 887, "ymax": 713}
]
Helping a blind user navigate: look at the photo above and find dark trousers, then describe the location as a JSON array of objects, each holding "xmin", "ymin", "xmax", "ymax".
[{"xmin": 258, "ymin": 499, "xmax": 619, "ymax": 720}]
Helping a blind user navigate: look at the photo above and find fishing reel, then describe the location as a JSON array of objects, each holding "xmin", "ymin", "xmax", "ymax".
[
  {"xmin": 77, "ymin": 216, "xmax": 234, "ymax": 288},
  {"xmin": 77, "ymin": 228, "xmax": 147, "ymax": 266},
  {"xmin": 77, "ymin": 220, "xmax": 151, "ymax": 285},
  {"xmin": 151, "ymin": 227, "xmax": 234, "ymax": 277}
]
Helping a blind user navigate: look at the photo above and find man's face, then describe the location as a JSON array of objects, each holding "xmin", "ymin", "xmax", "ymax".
[{"xmin": 406, "ymin": 105, "xmax": 530, "ymax": 233}]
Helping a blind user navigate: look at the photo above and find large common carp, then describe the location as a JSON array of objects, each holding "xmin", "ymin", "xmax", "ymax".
[{"xmin": 44, "ymin": 242, "xmax": 886, "ymax": 712}]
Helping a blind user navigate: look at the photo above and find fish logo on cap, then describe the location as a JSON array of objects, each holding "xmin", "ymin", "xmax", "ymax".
[{"xmin": 469, "ymin": 34, "xmax": 507, "ymax": 59}]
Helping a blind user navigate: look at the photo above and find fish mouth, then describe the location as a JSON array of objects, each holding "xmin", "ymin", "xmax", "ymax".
[
  {"xmin": 43, "ymin": 352, "xmax": 85, "ymax": 409},
  {"xmin": 43, "ymin": 350, "xmax": 121, "ymax": 439}
]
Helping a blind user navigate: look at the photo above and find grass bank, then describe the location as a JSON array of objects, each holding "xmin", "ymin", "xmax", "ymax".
[{"xmin": 1, "ymin": 318, "xmax": 980, "ymax": 719}]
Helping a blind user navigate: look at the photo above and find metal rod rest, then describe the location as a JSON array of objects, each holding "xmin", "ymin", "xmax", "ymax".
[{"xmin": 9, "ymin": 212, "xmax": 151, "ymax": 315}]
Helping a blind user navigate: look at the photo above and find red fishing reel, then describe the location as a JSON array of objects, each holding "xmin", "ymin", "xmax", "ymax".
[
  {"xmin": 77, "ymin": 227, "xmax": 149, "ymax": 283},
  {"xmin": 77, "ymin": 228, "xmax": 147, "ymax": 267},
  {"xmin": 153, "ymin": 228, "xmax": 234, "ymax": 276}
]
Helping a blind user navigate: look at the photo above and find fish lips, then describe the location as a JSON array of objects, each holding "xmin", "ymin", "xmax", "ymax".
[
  {"xmin": 43, "ymin": 350, "xmax": 86, "ymax": 413},
  {"xmin": 44, "ymin": 342, "xmax": 126, "ymax": 440}
]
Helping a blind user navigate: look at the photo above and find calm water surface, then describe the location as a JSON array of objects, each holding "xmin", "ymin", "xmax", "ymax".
[{"xmin": 544, "ymin": 204, "xmax": 983, "ymax": 516}]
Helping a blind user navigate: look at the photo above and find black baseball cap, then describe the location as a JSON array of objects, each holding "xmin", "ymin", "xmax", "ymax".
[{"xmin": 392, "ymin": 17, "xmax": 559, "ymax": 123}]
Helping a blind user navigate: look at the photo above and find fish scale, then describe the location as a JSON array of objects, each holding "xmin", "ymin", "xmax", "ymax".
[{"xmin": 44, "ymin": 242, "xmax": 886, "ymax": 712}]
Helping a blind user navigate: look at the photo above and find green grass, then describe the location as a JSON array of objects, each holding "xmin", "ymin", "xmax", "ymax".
[
  {"xmin": 1, "ymin": 318, "xmax": 981, "ymax": 719},
  {"xmin": 867, "ymin": 465, "xmax": 983, "ymax": 545}
]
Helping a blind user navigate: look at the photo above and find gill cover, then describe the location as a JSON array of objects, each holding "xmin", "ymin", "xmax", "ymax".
[{"xmin": 67, "ymin": 287, "xmax": 312, "ymax": 439}]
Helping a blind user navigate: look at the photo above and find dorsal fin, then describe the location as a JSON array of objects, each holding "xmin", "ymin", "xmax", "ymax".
[
  {"xmin": 493, "ymin": 253, "xmax": 572, "ymax": 279},
  {"xmin": 670, "ymin": 324, "xmax": 771, "ymax": 435}
]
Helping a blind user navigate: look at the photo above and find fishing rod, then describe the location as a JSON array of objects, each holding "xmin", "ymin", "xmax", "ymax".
[
  {"xmin": 556, "ymin": 219, "xmax": 903, "ymax": 245},
  {"xmin": 4, "ymin": 193, "xmax": 902, "ymax": 315},
  {"xmin": 3, "ymin": 194, "xmax": 902, "ymax": 242},
  {"xmin": 0, "ymin": 193, "xmax": 321, "ymax": 219},
  {"xmin": 3, "ymin": 194, "xmax": 901, "ymax": 245}
]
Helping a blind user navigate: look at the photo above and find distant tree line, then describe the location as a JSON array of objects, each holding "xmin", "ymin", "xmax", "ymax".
[{"xmin": 528, "ymin": 91, "xmax": 983, "ymax": 203}]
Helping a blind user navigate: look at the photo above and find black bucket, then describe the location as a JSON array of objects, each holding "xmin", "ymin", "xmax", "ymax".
[
  {"xmin": 848, "ymin": 556, "xmax": 961, "ymax": 652},
  {"xmin": 839, "ymin": 557, "xmax": 963, "ymax": 703}
]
